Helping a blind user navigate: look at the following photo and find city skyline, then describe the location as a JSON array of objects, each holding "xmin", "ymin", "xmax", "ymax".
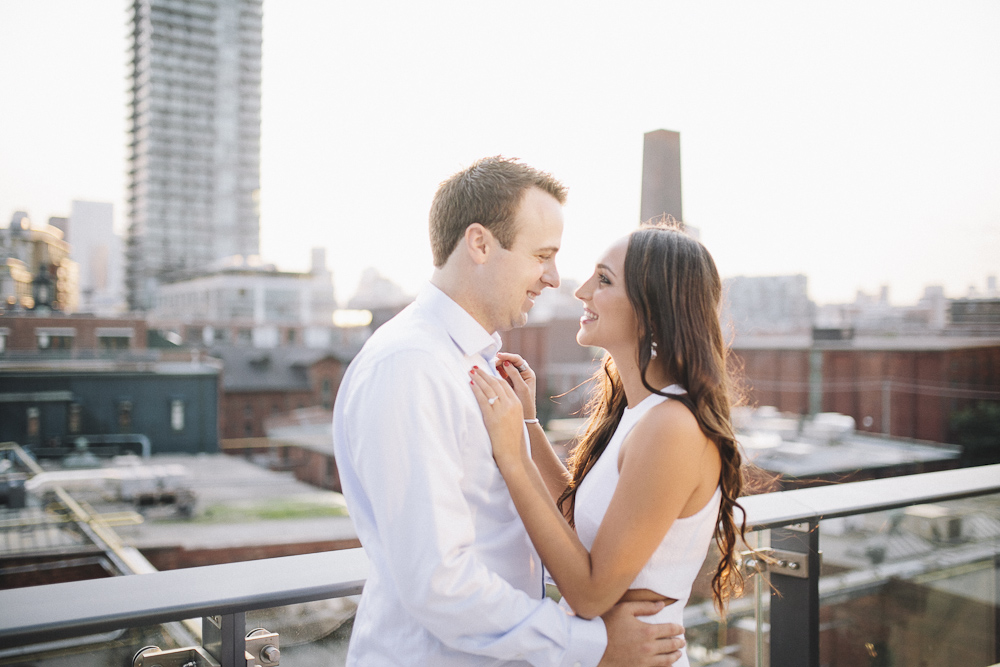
[{"xmin": 1, "ymin": 1, "xmax": 998, "ymax": 306}]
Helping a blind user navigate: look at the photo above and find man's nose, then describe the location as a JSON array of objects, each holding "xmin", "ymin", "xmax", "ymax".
[{"xmin": 543, "ymin": 261, "xmax": 560, "ymax": 289}]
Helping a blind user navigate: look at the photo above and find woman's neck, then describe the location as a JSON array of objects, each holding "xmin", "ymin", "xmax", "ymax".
[{"xmin": 611, "ymin": 349, "xmax": 673, "ymax": 409}]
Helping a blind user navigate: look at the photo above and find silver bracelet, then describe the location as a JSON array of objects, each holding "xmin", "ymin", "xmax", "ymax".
[{"xmin": 524, "ymin": 418, "xmax": 540, "ymax": 424}]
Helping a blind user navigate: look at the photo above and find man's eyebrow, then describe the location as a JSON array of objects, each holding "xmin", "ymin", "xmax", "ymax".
[
  {"xmin": 597, "ymin": 262, "xmax": 616, "ymax": 277},
  {"xmin": 535, "ymin": 245, "xmax": 560, "ymax": 254}
]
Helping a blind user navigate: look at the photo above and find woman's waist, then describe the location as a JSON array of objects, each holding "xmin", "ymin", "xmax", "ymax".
[{"xmin": 618, "ymin": 587, "xmax": 678, "ymax": 606}]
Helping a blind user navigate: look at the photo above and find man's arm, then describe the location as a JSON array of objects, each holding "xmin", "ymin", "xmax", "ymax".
[{"xmin": 600, "ymin": 602, "xmax": 686, "ymax": 667}]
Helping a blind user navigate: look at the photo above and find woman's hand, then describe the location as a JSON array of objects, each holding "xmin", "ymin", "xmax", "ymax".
[
  {"xmin": 495, "ymin": 352, "xmax": 537, "ymax": 420},
  {"xmin": 470, "ymin": 367, "xmax": 528, "ymax": 469}
]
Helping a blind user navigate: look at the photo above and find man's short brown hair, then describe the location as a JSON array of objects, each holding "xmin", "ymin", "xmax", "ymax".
[{"xmin": 429, "ymin": 156, "xmax": 568, "ymax": 268}]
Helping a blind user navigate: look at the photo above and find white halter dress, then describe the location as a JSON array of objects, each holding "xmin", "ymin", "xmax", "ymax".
[{"xmin": 573, "ymin": 385, "xmax": 721, "ymax": 667}]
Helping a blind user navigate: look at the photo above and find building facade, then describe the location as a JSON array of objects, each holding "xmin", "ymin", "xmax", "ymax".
[
  {"xmin": 733, "ymin": 335, "xmax": 1000, "ymax": 447},
  {"xmin": 0, "ymin": 313, "xmax": 148, "ymax": 355},
  {"xmin": 212, "ymin": 346, "xmax": 346, "ymax": 439},
  {"xmin": 0, "ymin": 213, "xmax": 78, "ymax": 314},
  {"xmin": 125, "ymin": 0, "xmax": 262, "ymax": 310},
  {"xmin": 148, "ymin": 251, "xmax": 339, "ymax": 348},
  {"xmin": 0, "ymin": 357, "xmax": 220, "ymax": 454},
  {"xmin": 68, "ymin": 201, "xmax": 125, "ymax": 314},
  {"xmin": 722, "ymin": 274, "xmax": 814, "ymax": 336}
]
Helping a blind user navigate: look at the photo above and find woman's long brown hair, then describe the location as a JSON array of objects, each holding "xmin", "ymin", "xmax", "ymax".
[{"xmin": 557, "ymin": 219, "xmax": 747, "ymax": 613}]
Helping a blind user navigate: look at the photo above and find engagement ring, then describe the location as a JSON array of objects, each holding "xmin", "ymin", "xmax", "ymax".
[
  {"xmin": 516, "ymin": 363, "xmax": 529, "ymax": 373},
  {"xmin": 488, "ymin": 397, "xmax": 497, "ymax": 405}
]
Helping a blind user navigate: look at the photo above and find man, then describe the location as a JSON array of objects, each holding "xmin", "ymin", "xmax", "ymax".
[{"xmin": 333, "ymin": 157, "xmax": 685, "ymax": 666}]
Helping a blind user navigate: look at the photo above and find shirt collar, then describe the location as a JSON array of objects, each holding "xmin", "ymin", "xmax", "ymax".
[{"xmin": 416, "ymin": 283, "xmax": 502, "ymax": 361}]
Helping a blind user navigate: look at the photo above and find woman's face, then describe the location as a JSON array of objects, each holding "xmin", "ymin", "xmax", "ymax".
[{"xmin": 574, "ymin": 236, "xmax": 640, "ymax": 355}]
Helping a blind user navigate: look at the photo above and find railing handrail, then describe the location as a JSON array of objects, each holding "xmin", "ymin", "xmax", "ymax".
[
  {"xmin": 0, "ymin": 549, "xmax": 368, "ymax": 648},
  {"xmin": 1, "ymin": 463, "xmax": 998, "ymax": 649},
  {"xmin": 739, "ymin": 462, "xmax": 1000, "ymax": 529}
]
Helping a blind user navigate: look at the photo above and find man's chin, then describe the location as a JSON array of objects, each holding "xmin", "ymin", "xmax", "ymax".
[{"xmin": 504, "ymin": 312, "xmax": 530, "ymax": 331}]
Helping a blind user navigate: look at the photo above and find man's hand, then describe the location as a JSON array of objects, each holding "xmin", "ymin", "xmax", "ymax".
[{"xmin": 598, "ymin": 601, "xmax": 685, "ymax": 666}]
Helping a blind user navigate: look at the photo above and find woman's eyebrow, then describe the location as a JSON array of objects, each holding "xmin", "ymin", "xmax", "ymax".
[{"xmin": 597, "ymin": 263, "xmax": 616, "ymax": 277}]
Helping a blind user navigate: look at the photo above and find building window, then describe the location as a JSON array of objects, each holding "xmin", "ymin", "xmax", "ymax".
[
  {"xmin": 118, "ymin": 400, "xmax": 133, "ymax": 433},
  {"xmin": 99, "ymin": 336, "xmax": 131, "ymax": 350},
  {"xmin": 321, "ymin": 378, "xmax": 332, "ymax": 411},
  {"xmin": 286, "ymin": 328, "xmax": 297, "ymax": 344},
  {"xmin": 170, "ymin": 399, "xmax": 185, "ymax": 431},
  {"xmin": 37, "ymin": 333, "xmax": 74, "ymax": 351},
  {"xmin": 96, "ymin": 328, "xmax": 134, "ymax": 351},
  {"xmin": 26, "ymin": 407, "xmax": 40, "ymax": 439},
  {"xmin": 68, "ymin": 403, "xmax": 82, "ymax": 434}
]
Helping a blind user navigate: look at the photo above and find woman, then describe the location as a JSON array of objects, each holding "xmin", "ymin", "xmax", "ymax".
[{"xmin": 470, "ymin": 221, "xmax": 746, "ymax": 666}]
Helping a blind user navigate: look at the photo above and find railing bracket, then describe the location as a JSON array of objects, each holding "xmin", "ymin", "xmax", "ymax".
[{"xmin": 740, "ymin": 547, "xmax": 821, "ymax": 579}]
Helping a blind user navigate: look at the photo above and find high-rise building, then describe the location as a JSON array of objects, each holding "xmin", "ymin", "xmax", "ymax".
[
  {"xmin": 69, "ymin": 201, "xmax": 125, "ymax": 314},
  {"xmin": 125, "ymin": 0, "xmax": 262, "ymax": 310}
]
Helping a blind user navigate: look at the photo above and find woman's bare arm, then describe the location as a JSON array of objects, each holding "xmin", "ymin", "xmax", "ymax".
[
  {"xmin": 495, "ymin": 353, "xmax": 569, "ymax": 503},
  {"xmin": 471, "ymin": 369, "xmax": 718, "ymax": 619}
]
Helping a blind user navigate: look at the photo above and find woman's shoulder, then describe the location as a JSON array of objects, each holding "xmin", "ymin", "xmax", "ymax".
[
  {"xmin": 645, "ymin": 394, "xmax": 701, "ymax": 430},
  {"xmin": 624, "ymin": 395, "xmax": 707, "ymax": 456}
]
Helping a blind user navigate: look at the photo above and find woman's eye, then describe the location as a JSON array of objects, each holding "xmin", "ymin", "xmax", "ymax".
[{"xmin": 598, "ymin": 273, "xmax": 611, "ymax": 285}]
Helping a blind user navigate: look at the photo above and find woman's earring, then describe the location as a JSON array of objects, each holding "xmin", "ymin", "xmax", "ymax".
[{"xmin": 650, "ymin": 341, "xmax": 658, "ymax": 359}]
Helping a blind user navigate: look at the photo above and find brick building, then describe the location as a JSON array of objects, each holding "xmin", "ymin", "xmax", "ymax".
[
  {"xmin": 0, "ymin": 313, "xmax": 147, "ymax": 354},
  {"xmin": 732, "ymin": 335, "xmax": 1000, "ymax": 444},
  {"xmin": 212, "ymin": 346, "xmax": 348, "ymax": 439}
]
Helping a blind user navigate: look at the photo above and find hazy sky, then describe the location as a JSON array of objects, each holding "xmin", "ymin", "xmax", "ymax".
[{"xmin": 2, "ymin": 1, "xmax": 998, "ymax": 305}]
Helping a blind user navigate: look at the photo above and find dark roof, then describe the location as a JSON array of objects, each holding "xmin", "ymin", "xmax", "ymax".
[{"xmin": 210, "ymin": 346, "xmax": 349, "ymax": 392}]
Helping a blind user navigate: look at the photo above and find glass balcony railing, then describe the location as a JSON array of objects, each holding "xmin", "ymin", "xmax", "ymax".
[{"xmin": 0, "ymin": 464, "xmax": 997, "ymax": 667}]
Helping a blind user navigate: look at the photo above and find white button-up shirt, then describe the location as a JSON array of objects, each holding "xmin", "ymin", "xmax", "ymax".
[{"xmin": 333, "ymin": 283, "xmax": 607, "ymax": 666}]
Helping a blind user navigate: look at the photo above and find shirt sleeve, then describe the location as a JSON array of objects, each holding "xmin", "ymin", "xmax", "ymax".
[{"xmin": 341, "ymin": 348, "xmax": 607, "ymax": 666}]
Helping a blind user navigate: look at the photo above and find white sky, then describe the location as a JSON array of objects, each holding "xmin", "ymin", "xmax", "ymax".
[{"xmin": 1, "ymin": 1, "xmax": 998, "ymax": 305}]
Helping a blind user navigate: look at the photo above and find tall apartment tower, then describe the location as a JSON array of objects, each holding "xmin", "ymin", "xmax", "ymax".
[
  {"xmin": 639, "ymin": 129, "xmax": 683, "ymax": 224},
  {"xmin": 126, "ymin": 0, "xmax": 262, "ymax": 310}
]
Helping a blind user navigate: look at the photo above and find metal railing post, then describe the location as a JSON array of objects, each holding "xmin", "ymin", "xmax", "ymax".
[
  {"xmin": 769, "ymin": 520, "xmax": 820, "ymax": 667},
  {"xmin": 220, "ymin": 612, "xmax": 246, "ymax": 667}
]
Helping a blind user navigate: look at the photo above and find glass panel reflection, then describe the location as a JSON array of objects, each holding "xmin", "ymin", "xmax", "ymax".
[
  {"xmin": 0, "ymin": 623, "xmax": 188, "ymax": 667},
  {"xmin": 246, "ymin": 597, "xmax": 358, "ymax": 666},
  {"xmin": 817, "ymin": 492, "xmax": 999, "ymax": 667},
  {"xmin": 680, "ymin": 528, "xmax": 771, "ymax": 666}
]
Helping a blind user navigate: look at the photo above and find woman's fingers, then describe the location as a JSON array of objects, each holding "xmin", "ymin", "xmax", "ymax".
[
  {"xmin": 496, "ymin": 351, "xmax": 526, "ymax": 367},
  {"xmin": 468, "ymin": 372, "xmax": 494, "ymax": 411},
  {"xmin": 470, "ymin": 367, "xmax": 517, "ymax": 406},
  {"xmin": 474, "ymin": 366, "xmax": 517, "ymax": 398},
  {"xmin": 508, "ymin": 365, "xmax": 529, "ymax": 390}
]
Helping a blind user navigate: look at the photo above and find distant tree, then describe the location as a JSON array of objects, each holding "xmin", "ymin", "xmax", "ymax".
[{"xmin": 949, "ymin": 401, "xmax": 1000, "ymax": 464}]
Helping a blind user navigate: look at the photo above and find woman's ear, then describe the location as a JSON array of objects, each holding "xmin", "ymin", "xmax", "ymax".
[{"xmin": 463, "ymin": 223, "xmax": 492, "ymax": 265}]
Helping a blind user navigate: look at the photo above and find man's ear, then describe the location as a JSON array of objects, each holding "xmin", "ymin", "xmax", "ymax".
[{"xmin": 464, "ymin": 223, "xmax": 492, "ymax": 265}]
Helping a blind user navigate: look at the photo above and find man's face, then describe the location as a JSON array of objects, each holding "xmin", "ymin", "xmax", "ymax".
[{"xmin": 483, "ymin": 187, "xmax": 563, "ymax": 332}]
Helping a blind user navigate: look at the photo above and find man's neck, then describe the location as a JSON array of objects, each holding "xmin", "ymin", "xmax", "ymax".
[{"xmin": 430, "ymin": 269, "xmax": 495, "ymax": 335}]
